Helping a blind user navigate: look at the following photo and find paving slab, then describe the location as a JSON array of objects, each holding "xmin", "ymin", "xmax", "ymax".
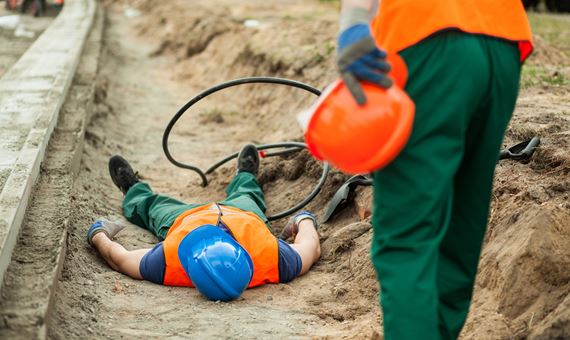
[
  {"xmin": 0, "ymin": 3, "xmax": 102, "ymax": 337},
  {"xmin": 0, "ymin": 0, "xmax": 96, "ymax": 290}
]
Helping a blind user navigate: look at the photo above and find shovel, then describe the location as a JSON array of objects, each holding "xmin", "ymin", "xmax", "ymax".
[
  {"xmin": 321, "ymin": 137, "xmax": 541, "ymax": 224},
  {"xmin": 321, "ymin": 174, "xmax": 372, "ymax": 223},
  {"xmin": 499, "ymin": 137, "xmax": 540, "ymax": 162}
]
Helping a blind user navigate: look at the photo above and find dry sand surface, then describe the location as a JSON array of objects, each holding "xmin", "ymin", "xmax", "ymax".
[{"xmin": 49, "ymin": 1, "xmax": 569, "ymax": 339}]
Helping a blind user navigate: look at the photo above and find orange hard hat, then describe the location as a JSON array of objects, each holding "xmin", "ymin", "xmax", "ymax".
[{"xmin": 303, "ymin": 79, "xmax": 415, "ymax": 174}]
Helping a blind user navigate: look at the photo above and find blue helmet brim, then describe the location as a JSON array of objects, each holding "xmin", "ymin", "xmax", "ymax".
[{"xmin": 178, "ymin": 225, "xmax": 254, "ymax": 301}]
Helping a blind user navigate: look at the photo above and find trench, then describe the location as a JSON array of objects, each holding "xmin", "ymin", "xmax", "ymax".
[{"xmin": 48, "ymin": 4, "xmax": 380, "ymax": 339}]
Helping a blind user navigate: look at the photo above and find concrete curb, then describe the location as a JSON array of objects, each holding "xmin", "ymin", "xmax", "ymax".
[
  {"xmin": 0, "ymin": 0, "xmax": 96, "ymax": 288},
  {"xmin": 0, "ymin": 3, "xmax": 103, "ymax": 338}
]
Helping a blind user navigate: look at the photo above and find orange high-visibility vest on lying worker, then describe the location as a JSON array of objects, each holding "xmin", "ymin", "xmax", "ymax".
[
  {"xmin": 162, "ymin": 204, "xmax": 280, "ymax": 287},
  {"xmin": 371, "ymin": 0, "xmax": 533, "ymax": 62}
]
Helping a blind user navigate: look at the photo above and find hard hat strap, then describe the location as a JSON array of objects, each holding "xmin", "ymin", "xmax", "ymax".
[{"xmin": 214, "ymin": 203, "xmax": 236, "ymax": 240}]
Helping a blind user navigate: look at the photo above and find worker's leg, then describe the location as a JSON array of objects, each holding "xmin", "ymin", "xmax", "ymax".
[
  {"xmin": 122, "ymin": 182, "xmax": 202, "ymax": 240},
  {"xmin": 219, "ymin": 171, "xmax": 269, "ymax": 225},
  {"xmin": 436, "ymin": 37, "xmax": 521, "ymax": 338},
  {"xmin": 371, "ymin": 31, "xmax": 491, "ymax": 340}
]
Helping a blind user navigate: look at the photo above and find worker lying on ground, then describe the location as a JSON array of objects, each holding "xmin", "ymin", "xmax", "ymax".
[{"xmin": 87, "ymin": 144, "xmax": 321, "ymax": 301}]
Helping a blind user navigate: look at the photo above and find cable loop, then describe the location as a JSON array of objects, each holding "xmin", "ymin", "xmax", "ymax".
[{"xmin": 162, "ymin": 77, "xmax": 328, "ymax": 221}]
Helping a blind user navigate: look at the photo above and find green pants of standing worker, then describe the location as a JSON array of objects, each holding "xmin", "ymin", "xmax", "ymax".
[
  {"xmin": 371, "ymin": 31, "xmax": 521, "ymax": 340},
  {"xmin": 121, "ymin": 172, "xmax": 268, "ymax": 240}
]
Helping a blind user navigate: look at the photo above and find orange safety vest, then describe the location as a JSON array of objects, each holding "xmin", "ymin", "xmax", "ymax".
[
  {"xmin": 162, "ymin": 204, "xmax": 280, "ymax": 287},
  {"xmin": 371, "ymin": 0, "xmax": 533, "ymax": 62}
]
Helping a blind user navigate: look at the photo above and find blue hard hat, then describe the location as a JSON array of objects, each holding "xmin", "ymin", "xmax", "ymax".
[{"xmin": 178, "ymin": 225, "xmax": 254, "ymax": 301}]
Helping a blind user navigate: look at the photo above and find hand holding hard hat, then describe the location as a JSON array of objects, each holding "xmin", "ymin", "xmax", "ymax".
[
  {"xmin": 299, "ymin": 52, "xmax": 414, "ymax": 175},
  {"xmin": 336, "ymin": 23, "xmax": 393, "ymax": 105}
]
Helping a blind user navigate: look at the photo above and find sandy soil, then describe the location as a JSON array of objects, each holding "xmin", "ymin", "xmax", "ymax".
[{"xmin": 50, "ymin": 1, "xmax": 569, "ymax": 339}]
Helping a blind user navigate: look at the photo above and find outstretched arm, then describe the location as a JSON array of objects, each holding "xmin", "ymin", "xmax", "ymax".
[
  {"xmin": 290, "ymin": 219, "xmax": 321, "ymax": 275},
  {"xmin": 91, "ymin": 233, "xmax": 150, "ymax": 280}
]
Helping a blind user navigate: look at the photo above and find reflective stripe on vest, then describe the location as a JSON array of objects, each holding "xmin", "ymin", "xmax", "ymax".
[
  {"xmin": 371, "ymin": 0, "xmax": 533, "ymax": 62},
  {"xmin": 162, "ymin": 203, "xmax": 279, "ymax": 287}
]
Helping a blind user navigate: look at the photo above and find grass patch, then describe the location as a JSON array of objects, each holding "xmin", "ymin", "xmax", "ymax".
[{"xmin": 521, "ymin": 65, "xmax": 569, "ymax": 89}]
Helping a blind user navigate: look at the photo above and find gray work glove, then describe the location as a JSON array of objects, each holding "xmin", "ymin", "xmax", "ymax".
[
  {"xmin": 87, "ymin": 218, "xmax": 126, "ymax": 246},
  {"xmin": 336, "ymin": 6, "xmax": 392, "ymax": 105},
  {"xmin": 279, "ymin": 211, "xmax": 319, "ymax": 240}
]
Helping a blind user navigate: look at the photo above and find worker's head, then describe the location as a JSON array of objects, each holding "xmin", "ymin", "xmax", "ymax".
[{"xmin": 178, "ymin": 225, "xmax": 253, "ymax": 301}]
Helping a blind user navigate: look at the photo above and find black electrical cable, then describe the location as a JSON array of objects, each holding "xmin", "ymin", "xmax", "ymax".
[
  {"xmin": 162, "ymin": 77, "xmax": 329, "ymax": 221},
  {"xmin": 205, "ymin": 142, "xmax": 330, "ymax": 221},
  {"xmin": 206, "ymin": 143, "xmax": 305, "ymax": 174}
]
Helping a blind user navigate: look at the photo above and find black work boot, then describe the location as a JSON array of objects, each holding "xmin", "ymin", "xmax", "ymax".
[
  {"xmin": 237, "ymin": 144, "xmax": 260, "ymax": 176},
  {"xmin": 108, "ymin": 155, "xmax": 139, "ymax": 194}
]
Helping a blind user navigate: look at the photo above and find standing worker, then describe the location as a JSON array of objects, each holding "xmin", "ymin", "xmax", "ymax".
[{"xmin": 335, "ymin": 0, "xmax": 532, "ymax": 339}]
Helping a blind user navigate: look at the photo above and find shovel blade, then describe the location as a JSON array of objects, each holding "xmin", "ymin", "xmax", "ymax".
[{"xmin": 321, "ymin": 175, "xmax": 372, "ymax": 223}]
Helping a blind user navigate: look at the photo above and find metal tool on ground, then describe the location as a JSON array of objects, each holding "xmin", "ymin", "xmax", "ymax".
[
  {"xmin": 322, "ymin": 137, "xmax": 541, "ymax": 223},
  {"xmin": 499, "ymin": 137, "xmax": 540, "ymax": 162},
  {"xmin": 162, "ymin": 77, "xmax": 330, "ymax": 221},
  {"xmin": 321, "ymin": 175, "xmax": 371, "ymax": 223}
]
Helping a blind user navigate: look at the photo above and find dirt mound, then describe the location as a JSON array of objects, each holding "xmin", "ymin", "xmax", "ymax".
[
  {"xmin": 51, "ymin": 1, "xmax": 570, "ymax": 338},
  {"xmin": 527, "ymin": 34, "xmax": 569, "ymax": 68}
]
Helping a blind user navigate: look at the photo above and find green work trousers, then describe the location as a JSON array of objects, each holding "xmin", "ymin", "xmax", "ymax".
[
  {"xmin": 371, "ymin": 31, "xmax": 521, "ymax": 340},
  {"xmin": 122, "ymin": 172, "xmax": 268, "ymax": 240}
]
